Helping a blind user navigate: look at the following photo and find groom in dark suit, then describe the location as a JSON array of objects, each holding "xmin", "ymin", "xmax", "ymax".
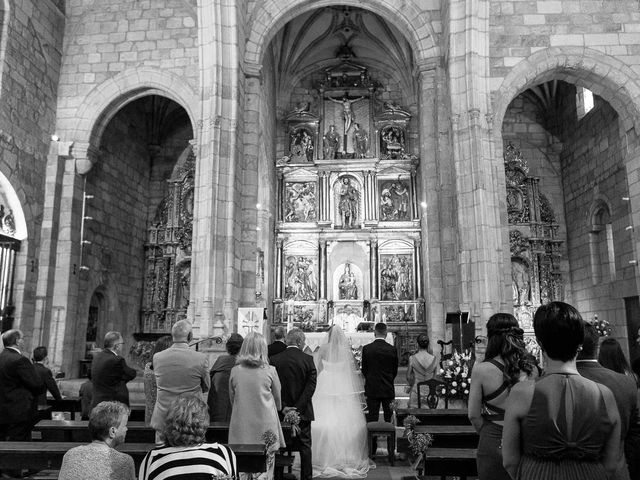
[
  {"xmin": 271, "ymin": 328, "xmax": 317, "ymax": 480},
  {"xmin": 362, "ymin": 322, "xmax": 398, "ymax": 423},
  {"xmin": 577, "ymin": 321, "xmax": 640, "ymax": 479}
]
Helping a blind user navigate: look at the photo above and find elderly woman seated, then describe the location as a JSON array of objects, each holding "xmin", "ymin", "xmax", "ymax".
[{"xmin": 138, "ymin": 395, "xmax": 237, "ymax": 480}]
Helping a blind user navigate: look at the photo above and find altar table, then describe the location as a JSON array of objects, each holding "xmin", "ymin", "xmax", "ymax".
[{"xmin": 303, "ymin": 331, "xmax": 394, "ymax": 353}]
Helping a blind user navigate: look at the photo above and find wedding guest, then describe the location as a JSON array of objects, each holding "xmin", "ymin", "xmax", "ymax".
[
  {"xmin": 405, "ymin": 333, "xmax": 437, "ymax": 408},
  {"xmin": 59, "ymin": 401, "xmax": 135, "ymax": 480},
  {"xmin": 0, "ymin": 329, "xmax": 45, "ymax": 441},
  {"xmin": 207, "ymin": 332, "xmax": 243, "ymax": 422},
  {"xmin": 468, "ymin": 313, "xmax": 533, "ymax": 480},
  {"xmin": 229, "ymin": 332, "xmax": 285, "ymax": 480},
  {"xmin": 89, "ymin": 331, "xmax": 137, "ymax": 409},
  {"xmin": 33, "ymin": 346, "xmax": 62, "ymax": 406},
  {"xmin": 143, "ymin": 335, "xmax": 172, "ymax": 425},
  {"xmin": 599, "ymin": 338, "xmax": 640, "ymax": 387},
  {"xmin": 268, "ymin": 326, "xmax": 286, "ymax": 359},
  {"xmin": 502, "ymin": 301, "xmax": 620, "ymax": 479},
  {"xmin": 79, "ymin": 379, "xmax": 93, "ymax": 420},
  {"xmin": 139, "ymin": 395, "xmax": 237, "ymax": 480},
  {"xmin": 577, "ymin": 321, "xmax": 640, "ymax": 480},
  {"xmin": 151, "ymin": 320, "xmax": 209, "ymax": 443}
]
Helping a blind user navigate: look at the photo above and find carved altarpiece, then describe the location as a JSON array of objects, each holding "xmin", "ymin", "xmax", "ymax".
[
  {"xmin": 274, "ymin": 61, "xmax": 424, "ymax": 345},
  {"xmin": 505, "ymin": 143, "xmax": 563, "ymax": 330},
  {"xmin": 141, "ymin": 146, "xmax": 194, "ymax": 333}
]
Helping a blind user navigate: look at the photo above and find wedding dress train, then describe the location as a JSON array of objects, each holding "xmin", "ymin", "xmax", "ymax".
[{"xmin": 311, "ymin": 327, "xmax": 373, "ymax": 478}]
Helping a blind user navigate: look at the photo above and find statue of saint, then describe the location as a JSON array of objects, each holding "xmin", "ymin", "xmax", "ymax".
[
  {"xmin": 323, "ymin": 125, "xmax": 340, "ymax": 159},
  {"xmin": 352, "ymin": 123, "xmax": 368, "ymax": 158},
  {"xmin": 327, "ymin": 95, "xmax": 365, "ymax": 132},
  {"xmin": 338, "ymin": 262, "xmax": 358, "ymax": 300},
  {"xmin": 338, "ymin": 177, "xmax": 359, "ymax": 228}
]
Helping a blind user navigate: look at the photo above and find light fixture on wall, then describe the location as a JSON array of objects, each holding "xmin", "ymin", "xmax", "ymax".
[
  {"xmin": 79, "ymin": 183, "xmax": 94, "ymax": 273},
  {"xmin": 51, "ymin": 134, "xmax": 59, "ymax": 142},
  {"xmin": 629, "ymin": 260, "xmax": 638, "ymax": 266},
  {"xmin": 626, "ymin": 225, "xmax": 634, "ymax": 231},
  {"xmin": 622, "ymin": 197, "xmax": 630, "ymax": 201}
]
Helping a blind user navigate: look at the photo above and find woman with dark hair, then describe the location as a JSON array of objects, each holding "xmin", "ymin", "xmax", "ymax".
[
  {"xmin": 143, "ymin": 335, "xmax": 173, "ymax": 425},
  {"xmin": 139, "ymin": 395, "xmax": 237, "ymax": 479},
  {"xmin": 468, "ymin": 313, "xmax": 534, "ymax": 480},
  {"xmin": 229, "ymin": 332, "xmax": 285, "ymax": 480},
  {"xmin": 599, "ymin": 338, "xmax": 640, "ymax": 386},
  {"xmin": 405, "ymin": 333, "xmax": 437, "ymax": 408},
  {"xmin": 208, "ymin": 333, "xmax": 243, "ymax": 422},
  {"xmin": 502, "ymin": 301, "xmax": 620, "ymax": 479}
]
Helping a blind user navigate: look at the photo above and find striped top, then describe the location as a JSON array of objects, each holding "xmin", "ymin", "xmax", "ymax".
[{"xmin": 138, "ymin": 442, "xmax": 237, "ymax": 480}]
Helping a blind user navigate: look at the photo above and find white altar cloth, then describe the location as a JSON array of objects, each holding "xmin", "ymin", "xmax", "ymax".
[{"xmin": 303, "ymin": 331, "xmax": 394, "ymax": 353}]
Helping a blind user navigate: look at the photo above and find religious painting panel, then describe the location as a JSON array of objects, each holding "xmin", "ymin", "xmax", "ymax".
[
  {"xmin": 283, "ymin": 255, "xmax": 318, "ymax": 301},
  {"xmin": 288, "ymin": 126, "xmax": 315, "ymax": 163},
  {"xmin": 284, "ymin": 182, "xmax": 317, "ymax": 222},
  {"xmin": 378, "ymin": 178, "xmax": 411, "ymax": 221},
  {"xmin": 380, "ymin": 303, "xmax": 413, "ymax": 323},
  {"xmin": 379, "ymin": 253, "xmax": 414, "ymax": 301},
  {"xmin": 379, "ymin": 125, "xmax": 406, "ymax": 159}
]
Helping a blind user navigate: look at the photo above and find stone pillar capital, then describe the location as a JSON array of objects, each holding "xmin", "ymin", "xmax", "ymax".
[
  {"xmin": 414, "ymin": 58, "xmax": 439, "ymax": 80},
  {"xmin": 71, "ymin": 142, "xmax": 100, "ymax": 175}
]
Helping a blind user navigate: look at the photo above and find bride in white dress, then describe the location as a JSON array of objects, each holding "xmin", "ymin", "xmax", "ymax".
[{"xmin": 311, "ymin": 326, "xmax": 373, "ymax": 478}]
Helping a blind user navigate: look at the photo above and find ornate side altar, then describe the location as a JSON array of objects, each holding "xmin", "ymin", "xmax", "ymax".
[{"xmin": 273, "ymin": 60, "xmax": 424, "ymax": 337}]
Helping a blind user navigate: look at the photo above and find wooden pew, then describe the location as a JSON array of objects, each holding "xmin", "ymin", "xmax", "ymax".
[
  {"xmin": 0, "ymin": 442, "xmax": 266, "ymax": 473},
  {"xmin": 46, "ymin": 398, "xmax": 145, "ymax": 421},
  {"xmin": 34, "ymin": 419, "xmax": 292, "ymax": 445},
  {"xmin": 420, "ymin": 448, "xmax": 477, "ymax": 479},
  {"xmin": 396, "ymin": 425, "xmax": 478, "ymax": 449},
  {"xmin": 395, "ymin": 408, "xmax": 471, "ymax": 426}
]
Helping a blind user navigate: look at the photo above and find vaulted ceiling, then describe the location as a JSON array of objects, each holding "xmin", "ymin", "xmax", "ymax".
[{"xmin": 268, "ymin": 6, "xmax": 416, "ymax": 101}]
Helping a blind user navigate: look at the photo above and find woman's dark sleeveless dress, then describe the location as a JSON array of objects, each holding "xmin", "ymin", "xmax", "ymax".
[
  {"xmin": 517, "ymin": 373, "xmax": 616, "ymax": 479},
  {"xmin": 476, "ymin": 359, "xmax": 511, "ymax": 480}
]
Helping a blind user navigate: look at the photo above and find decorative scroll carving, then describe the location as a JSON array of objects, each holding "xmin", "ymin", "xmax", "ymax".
[{"xmin": 285, "ymin": 182, "xmax": 317, "ymax": 222}]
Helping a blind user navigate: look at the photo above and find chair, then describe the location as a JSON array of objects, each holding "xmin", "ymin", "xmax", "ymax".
[
  {"xmin": 416, "ymin": 378, "xmax": 448, "ymax": 409},
  {"xmin": 366, "ymin": 421, "xmax": 396, "ymax": 465}
]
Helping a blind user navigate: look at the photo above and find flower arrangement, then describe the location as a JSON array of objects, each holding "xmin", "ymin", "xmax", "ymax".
[
  {"xmin": 402, "ymin": 414, "xmax": 433, "ymax": 469},
  {"xmin": 283, "ymin": 409, "xmax": 301, "ymax": 437},
  {"xmin": 351, "ymin": 345, "xmax": 363, "ymax": 370},
  {"xmin": 129, "ymin": 341, "xmax": 155, "ymax": 368},
  {"xmin": 591, "ymin": 315, "xmax": 612, "ymax": 337},
  {"xmin": 438, "ymin": 349, "xmax": 472, "ymax": 401}
]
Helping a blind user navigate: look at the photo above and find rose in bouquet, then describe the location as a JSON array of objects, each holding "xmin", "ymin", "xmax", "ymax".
[
  {"xmin": 283, "ymin": 408, "xmax": 301, "ymax": 437},
  {"xmin": 591, "ymin": 315, "xmax": 612, "ymax": 337}
]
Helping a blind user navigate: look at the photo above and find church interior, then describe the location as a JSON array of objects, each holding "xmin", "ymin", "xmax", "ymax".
[{"xmin": 0, "ymin": 0, "xmax": 639, "ymax": 385}]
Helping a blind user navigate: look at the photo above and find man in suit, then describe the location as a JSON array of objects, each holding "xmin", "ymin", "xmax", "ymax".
[
  {"xmin": 577, "ymin": 321, "xmax": 640, "ymax": 480},
  {"xmin": 0, "ymin": 329, "xmax": 45, "ymax": 441},
  {"xmin": 32, "ymin": 346, "xmax": 62, "ymax": 406},
  {"xmin": 271, "ymin": 329, "xmax": 317, "ymax": 480},
  {"xmin": 90, "ymin": 331, "xmax": 137, "ymax": 410},
  {"xmin": 268, "ymin": 325, "xmax": 287, "ymax": 359},
  {"xmin": 151, "ymin": 320, "xmax": 210, "ymax": 441},
  {"xmin": 362, "ymin": 322, "xmax": 398, "ymax": 423}
]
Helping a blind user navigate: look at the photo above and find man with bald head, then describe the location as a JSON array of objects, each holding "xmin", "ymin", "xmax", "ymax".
[
  {"xmin": 150, "ymin": 320, "xmax": 210, "ymax": 440},
  {"xmin": 90, "ymin": 331, "xmax": 137, "ymax": 410},
  {"xmin": 0, "ymin": 329, "xmax": 45, "ymax": 441}
]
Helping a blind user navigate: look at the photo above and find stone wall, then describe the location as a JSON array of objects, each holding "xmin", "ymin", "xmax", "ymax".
[
  {"xmin": 559, "ymin": 91, "xmax": 636, "ymax": 341},
  {"xmin": 0, "ymin": 1, "xmax": 64, "ymax": 343}
]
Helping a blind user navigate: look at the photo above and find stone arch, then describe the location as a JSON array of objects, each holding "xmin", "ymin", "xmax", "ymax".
[
  {"xmin": 244, "ymin": 0, "xmax": 440, "ymax": 69},
  {"xmin": 63, "ymin": 67, "xmax": 198, "ymax": 153},
  {"xmin": 493, "ymin": 47, "xmax": 640, "ymax": 132}
]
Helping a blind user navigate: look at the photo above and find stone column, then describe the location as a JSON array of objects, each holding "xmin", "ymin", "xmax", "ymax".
[
  {"xmin": 447, "ymin": 0, "xmax": 506, "ymax": 338},
  {"xmin": 319, "ymin": 240, "xmax": 327, "ymax": 299},
  {"xmin": 192, "ymin": 0, "xmax": 243, "ymax": 337},
  {"xmin": 369, "ymin": 239, "xmax": 378, "ymax": 299},
  {"xmin": 414, "ymin": 239, "xmax": 423, "ymax": 298},
  {"xmin": 36, "ymin": 140, "xmax": 94, "ymax": 375}
]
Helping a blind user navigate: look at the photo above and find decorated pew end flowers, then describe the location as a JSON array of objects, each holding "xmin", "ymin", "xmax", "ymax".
[{"xmin": 438, "ymin": 349, "xmax": 472, "ymax": 401}]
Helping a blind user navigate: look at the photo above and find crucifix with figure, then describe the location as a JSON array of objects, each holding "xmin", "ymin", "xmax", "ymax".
[{"xmin": 327, "ymin": 94, "xmax": 365, "ymax": 152}]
